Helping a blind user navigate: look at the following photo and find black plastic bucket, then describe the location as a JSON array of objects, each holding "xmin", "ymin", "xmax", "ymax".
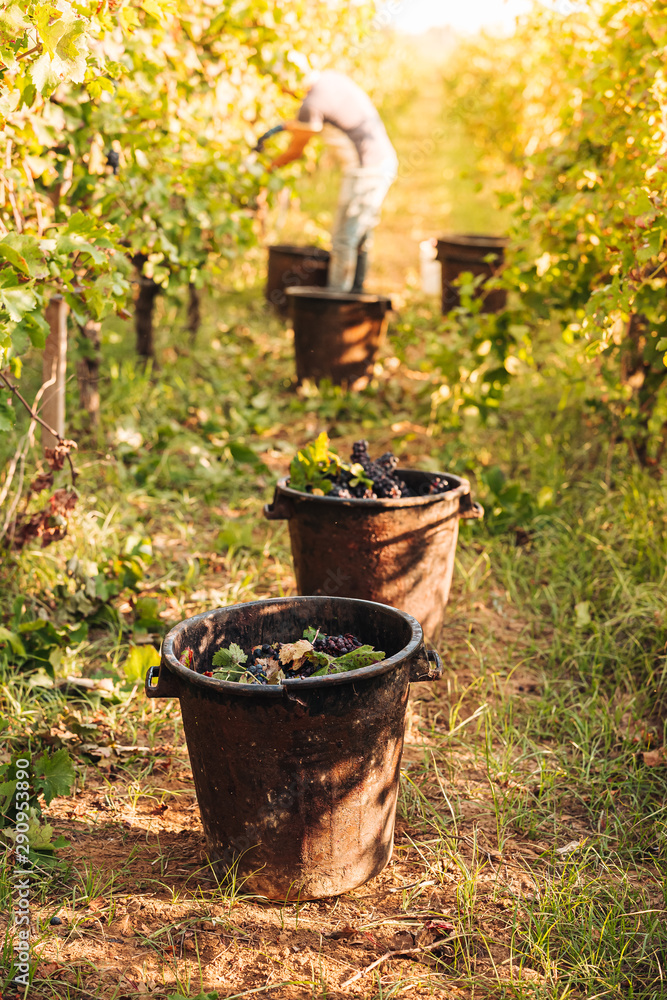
[
  {"xmin": 265, "ymin": 471, "xmax": 483, "ymax": 638},
  {"xmin": 436, "ymin": 233, "xmax": 508, "ymax": 314},
  {"xmin": 286, "ymin": 286, "xmax": 392, "ymax": 385},
  {"xmin": 145, "ymin": 596, "xmax": 441, "ymax": 900},
  {"xmin": 266, "ymin": 245, "xmax": 330, "ymax": 317}
]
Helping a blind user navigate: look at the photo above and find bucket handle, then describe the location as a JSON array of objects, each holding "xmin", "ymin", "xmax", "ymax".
[
  {"xmin": 459, "ymin": 498, "xmax": 484, "ymax": 520},
  {"xmin": 410, "ymin": 648, "xmax": 442, "ymax": 682},
  {"xmin": 145, "ymin": 661, "xmax": 179, "ymax": 699},
  {"xmin": 264, "ymin": 487, "xmax": 294, "ymax": 521}
]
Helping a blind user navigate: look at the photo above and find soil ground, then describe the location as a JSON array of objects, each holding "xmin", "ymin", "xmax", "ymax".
[{"xmin": 25, "ymin": 594, "xmax": 563, "ymax": 1000}]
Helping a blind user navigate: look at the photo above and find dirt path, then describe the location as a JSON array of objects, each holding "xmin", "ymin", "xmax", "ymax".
[{"xmin": 30, "ymin": 598, "xmax": 548, "ymax": 1000}]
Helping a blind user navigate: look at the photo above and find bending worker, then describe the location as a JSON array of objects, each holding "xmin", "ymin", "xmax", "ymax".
[{"xmin": 268, "ymin": 70, "xmax": 397, "ymax": 292}]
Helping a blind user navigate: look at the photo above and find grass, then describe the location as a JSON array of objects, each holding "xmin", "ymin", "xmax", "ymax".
[{"xmin": 0, "ymin": 34, "xmax": 666, "ymax": 1000}]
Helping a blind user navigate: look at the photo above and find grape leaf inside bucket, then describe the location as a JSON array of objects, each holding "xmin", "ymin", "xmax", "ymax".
[{"xmin": 179, "ymin": 629, "xmax": 385, "ymax": 684}]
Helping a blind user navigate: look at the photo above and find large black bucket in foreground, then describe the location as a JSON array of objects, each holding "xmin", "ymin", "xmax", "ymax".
[{"xmin": 145, "ymin": 596, "xmax": 441, "ymax": 900}]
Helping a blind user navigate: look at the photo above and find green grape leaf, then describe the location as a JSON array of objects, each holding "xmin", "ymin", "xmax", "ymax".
[
  {"xmin": 309, "ymin": 644, "xmax": 385, "ymax": 677},
  {"xmin": 210, "ymin": 662, "xmax": 254, "ymax": 683},
  {"xmin": 0, "ymin": 625, "xmax": 25, "ymax": 656},
  {"xmin": 35, "ymin": 749, "xmax": 76, "ymax": 805},
  {"xmin": 229, "ymin": 441, "xmax": 264, "ymax": 466},
  {"xmin": 212, "ymin": 643, "xmax": 247, "ymax": 669},
  {"xmin": 289, "ymin": 432, "xmax": 345, "ymax": 493},
  {"xmin": 348, "ymin": 462, "xmax": 373, "ymax": 489},
  {"xmin": 30, "ymin": 52, "xmax": 62, "ymax": 95},
  {"xmin": 55, "ymin": 234, "xmax": 107, "ymax": 264},
  {"xmin": 28, "ymin": 818, "xmax": 56, "ymax": 850},
  {"xmin": 0, "ymin": 397, "xmax": 15, "ymax": 433},
  {"xmin": 0, "ymin": 779, "xmax": 18, "ymax": 825},
  {"xmin": 626, "ymin": 189, "xmax": 654, "ymax": 217},
  {"xmin": 331, "ymin": 646, "xmax": 386, "ymax": 672},
  {"xmin": 124, "ymin": 644, "xmax": 160, "ymax": 682},
  {"xmin": 0, "ymin": 233, "xmax": 48, "ymax": 278},
  {"xmin": 0, "ymin": 4, "xmax": 31, "ymax": 37},
  {"xmin": 0, "ymin": 86, "xmax": 20, "ymax": 120},
  {"xmin": 0, "ymin": 287, "xmax": 37, "ymax": 322}
]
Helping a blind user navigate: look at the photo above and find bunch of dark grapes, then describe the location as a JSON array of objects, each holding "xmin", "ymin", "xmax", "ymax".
[
  {"xmin": 106, "ymin": 149, "xmax": 120, "ymax": 175},
  {"xmin": 367, "ymin": 450, "xmax": 406, "ymax": 497},
  {"xmin": 247, "ymin": 642, "xmax": 278, "ymax": 682},
  {"xmin": 328, "ymin": 484, "xmax": 352, "ymax": 499},
  {"xmin": 350, "ymin": 440, "xmax": 372, "ymax": 472},
  {"xmin": 427, "ymin": 476, "xmax": 448, "ymax": 495},
  {"xmin": 375, "ymin": 451, "xmax": 398, "ymax": 474},
  {"xmin": 312, "ymin": 632, "xmax": 364, "ymax": 656},
  {"xmin": 344, "ymin": 440, "xmax": 407, "ymax": 498},
  {"xmin": 247, "ymin": 633, "xmax": 366, "ymax": 681},
  {"xmin": 284, "ymin": 658, "xmax": 319, "ymax": 678},
  {"xmin": 371, "ymin": 473, "xmax": 403, "ymax": 499},
  {"xmin": 340, "ymin": 442, "xmax": 451, "ymax": 499}
]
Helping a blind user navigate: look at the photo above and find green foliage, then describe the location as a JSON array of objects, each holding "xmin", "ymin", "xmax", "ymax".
[
  {"xmin": 0, "ymin": 748, "xmax": 75, "ymax": 864},
  {"xmin": 211, "ymin": 642, "xmax": 248, "ymax": 682},
  {"xmin": 479, "ymin": 465, "xmax": 553, "ymax": 537},
  {"xmin": 54, "ymin": 537, "xmax": 151, "ymax": 621},
  {"xmin": 123, "ymin": 643, "xmax": 160, "ymax": 683},
  {"xmin": 208, "ymin": 632, "xmax": 385, "ymax": 683},
  {"xmin": 425, "ymin": 282, "xmax": 532, "ymax": 429},
  {"xmin": 443, "ymin": 1, "xmax": 667, "ymax": 462},
  {"xmin": 132, "ymin": 596, "xmax": 163, "ymax": 633},
  {"xmin": 288, "ymin": 431, "xmax": 346, "ymax": 494},
  {"xmin": 0, "ymin": 533, "xmax": 156, "ymax": 683},
  {"xmin": 309, "ymin": 644, "xmax": 385, "ymax": 677},
  {"xmin": 0, "ymin": 0, "xmax": 377, "ymax": 409},
  {"xmin": 36, "ymin": 747, "xmax": 76, "ymax": 805},
  {"xmin": 0, "ymin": 611, "xmax": 87, "ymax": 678}
]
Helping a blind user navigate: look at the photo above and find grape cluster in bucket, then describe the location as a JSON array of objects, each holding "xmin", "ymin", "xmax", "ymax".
[
  {"xmin": 178, "ymin": 627, "xmax": 384, "ymax": 685},
  {"xmin": 288, "ymin": 433, "xmax": 449, "ymax": 499}
]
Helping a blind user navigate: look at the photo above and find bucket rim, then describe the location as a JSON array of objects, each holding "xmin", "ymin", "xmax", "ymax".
[
  {"xmin": 160, "ymin": 595, "xmax": 423, "ymax": 696},
  {"xmin": 436, "ymin": 233, "xmax": 509, "ymax": 249},
  {"xmin": 285, "ymin": 286, "xmax": 392, "ymax": 308},
  {"xmin": 268, "ymin": 244, "xmax": 330, "ymax": 259},
  {"xmin": 274, "ymin": 469, "xmax": 471, "ymax": 510}
]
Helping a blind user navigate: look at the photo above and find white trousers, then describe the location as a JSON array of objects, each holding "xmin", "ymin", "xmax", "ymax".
[{"xmin": 328, "ymin": 159, "xmax": 397, "ymax": 291}]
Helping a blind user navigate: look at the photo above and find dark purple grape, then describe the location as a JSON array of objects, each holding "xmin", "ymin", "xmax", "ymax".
[
  {"xmin": 312, "ymin": 631, "xmax": 364, "ymax": 658},
  {"xmin": 329, "ymin": 484, "xmax": 352, "ymax": 498},
  {"xmin": 428, "ymin": 477, "xmax": 448, "ymax": 495},
  {"xmin": 350, "ymin": 440, "xmax": 373, "ymax": 474},
  {"xmin": 374, "ymin": 474, "xmax": 402, "ymax": 499},
  {"xmin": 304, "ymin": 441, "xmax": 423, "ymax": 500},
  {"xmin": 376, "ymin": 452, "xmax": 398, "ymax": 473}
]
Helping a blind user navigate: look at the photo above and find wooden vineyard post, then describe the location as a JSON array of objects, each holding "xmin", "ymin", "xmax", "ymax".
[
  {"xmin": 77, "ymin": 318, "xmax": 102, "ymax": 428},
  {"xmin": 42, "ymin": 296, "xmax": 69, "ymax": 449},
  {"xmin": 135, "ymin": 275, "xmax": 160, "ymax": 360},
  {"xmin": 187, "ymin": 282, "xmax": 201, "ymax": 343}
]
